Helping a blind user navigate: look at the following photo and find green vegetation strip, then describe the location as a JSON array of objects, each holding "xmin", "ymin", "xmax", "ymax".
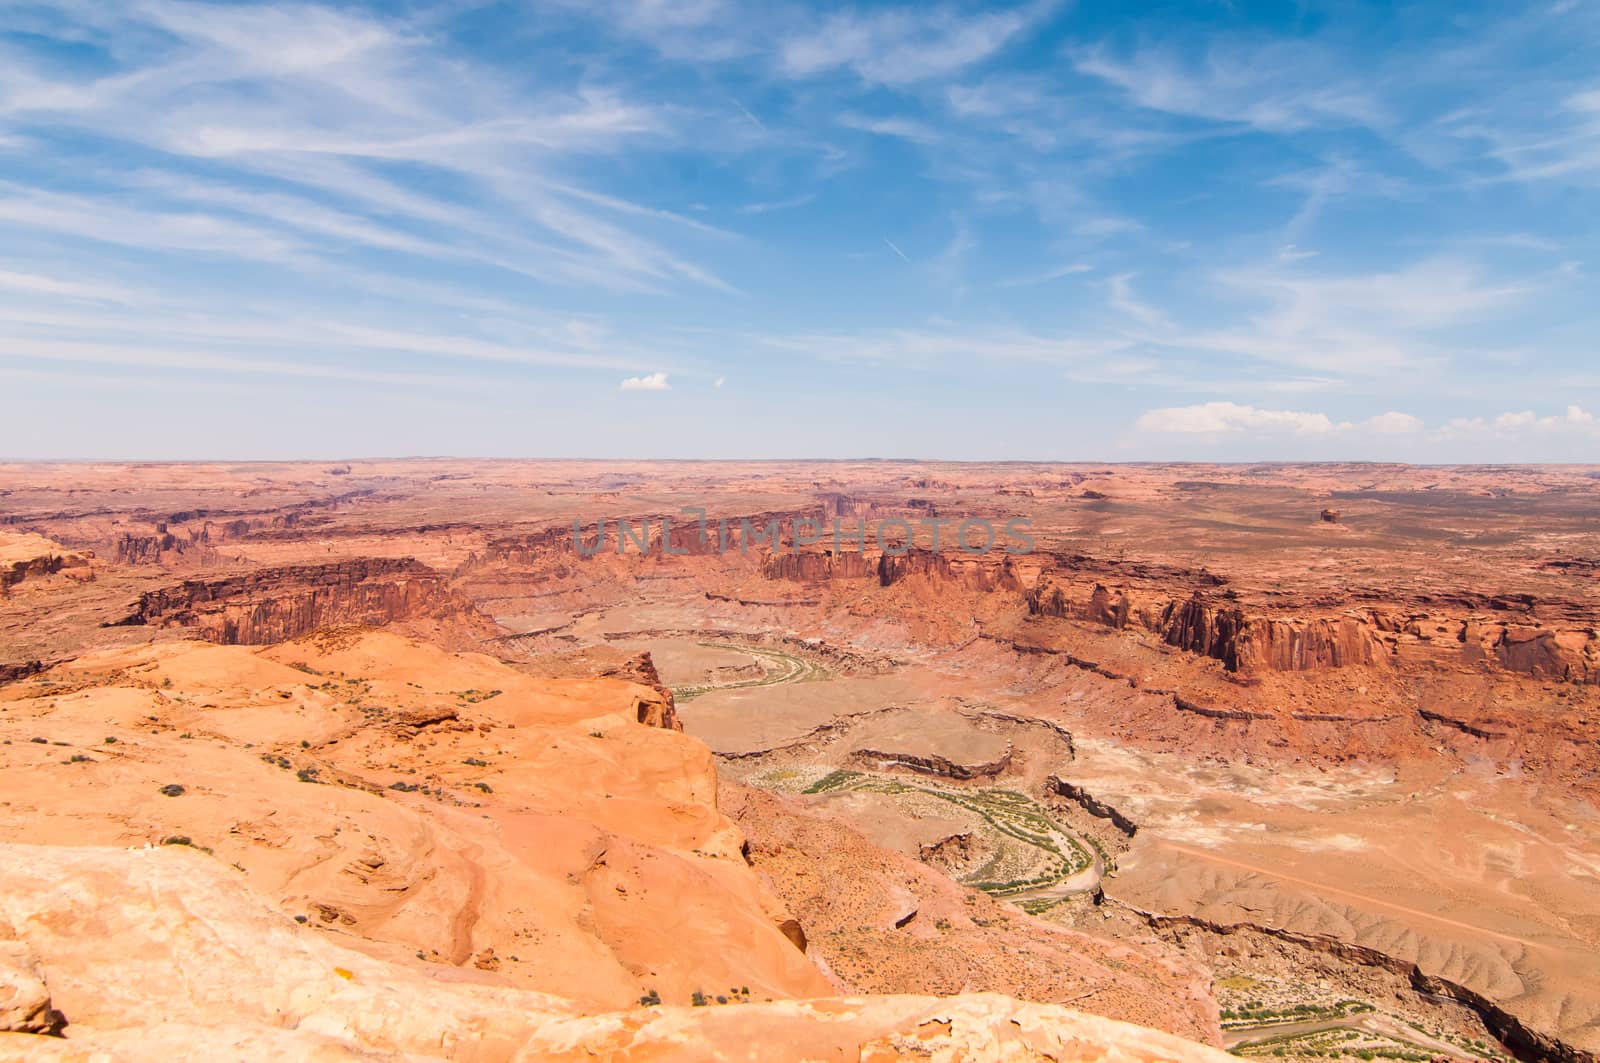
[
  {"xmin": 802, "ymin": 770, "xmax": 1092, "ymax": 897},
  {"xmin": 673, "ymin": 644, "xmax": 826, "ymax": 702}
]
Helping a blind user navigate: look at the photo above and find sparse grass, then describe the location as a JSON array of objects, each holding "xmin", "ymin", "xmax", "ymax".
[
  {"xmin": 673, "ymin": 643, "xmax": 825, "ymax": 701},
  {"xmin": 160, "ymin": 835, "xmax": 214, "ymax": 854},
  {"xmin": 803, "ymin": 769, "xmax": 862, "ymax": 794},
  {"xmin": 800, "ymin": 770, "xmax": 1093, "ymax": 900}
]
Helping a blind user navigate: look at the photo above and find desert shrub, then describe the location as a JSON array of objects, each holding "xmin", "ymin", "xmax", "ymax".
[{"xmin": 159, "ymin": 783, "xmax": 186, "ymax": 797}]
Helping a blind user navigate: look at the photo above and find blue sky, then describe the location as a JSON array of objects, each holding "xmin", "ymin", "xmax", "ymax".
[{"xmin": 1, "ymin": 0, "xmax": 1597, "ymax": 461}]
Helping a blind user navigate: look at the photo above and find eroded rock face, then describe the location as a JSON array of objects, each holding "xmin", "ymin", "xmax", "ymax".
[
  {"xmin": 520, "ymin": 993, "xmax": 1237, "ymax": 1062},
  {"xmin": 114, "ymin": 558, "xmax": 496, "ymax": 645},
  {"xmin": 0, "ymin": 632, "xmax": 824, "ymax": 1012},
  {"xmin": 1029, "ymin": 583, "xmax": 1387, "ymax": 676},
  {"xmin": 599, "ymin": 651, "xmax": 681, "ymax": 730},
  {"xmin": 1028, "ymin": 578, "xmax": 1600, "ymax": 682},
  {"xmin": 720, "ymin": 782, "xmax": 1223, "ymax": 1048},
  {"xmin": 0, "ymin": 624, "xmax": 1235, "ymax": 1062},
  {"xmin": 0, "ymin": 533, "xmax": 89, "ymax": 593},
  {"xmin": 0, "ymin": 843, "xmax": 1231, "ymax": 1063},
  {"xmin": 0, "ymin": 941, "xmax": 61, "ymax": 1036}
]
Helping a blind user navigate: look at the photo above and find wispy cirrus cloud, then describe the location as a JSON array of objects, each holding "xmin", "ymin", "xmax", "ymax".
[
  {"xmin": 837, "ymin": 112, "xmax": 942, "ymax": 144},
  {"xmin": 0, "ymin": 0, "xmax": 724, "ymax": 296},
  {"xmin": 1073, "ymin": 39, "xmax": 1386, "ymax": 134},
  {"xmin": 779, "ymin": 3, "xmax": 1054, "ymax": 85},
  {"xmin": 0, "ymin": 0, "xmax": 1595, "ymax": 459}
]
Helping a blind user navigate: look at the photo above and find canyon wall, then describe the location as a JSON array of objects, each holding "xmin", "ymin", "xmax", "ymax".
[
  {"xmin": 115, "ymin": 558, "xmax": 493, "ymax": 645},
  {"xmin": 1028, "ymin": 577, "xmax": 1598, "ymax": 683}
]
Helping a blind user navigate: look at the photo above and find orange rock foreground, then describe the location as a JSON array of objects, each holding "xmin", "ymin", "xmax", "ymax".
[{"xmin": 0, "ymin": 630, "xmax": 1227, "ymax": 1061}]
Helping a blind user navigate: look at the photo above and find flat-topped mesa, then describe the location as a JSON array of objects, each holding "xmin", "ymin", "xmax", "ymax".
[
  {"xmin": 876, "ymin": 547, "xmax": 1025, "ymax": 591},
  {"xmin": 761, "ymin": 550, "xmax": 875, "ymax": 582},
  {"xmin": 762, "ymin": 546, "xmax": 1025, "ymax": 592},
  {"xmin": 114, "ymin": 557, "xmax": 493, "ymax": 645},
  {"xmin": 1030, "ymin": 581, "xmax": 1386, "ymax": 675},
  {"xmin": 1030, "ymin": 577, "xmax": 1600, "ymax": 683},
  {"xmin": 0, "ymin": 532, "xmax": 90, "ymax": 593}
]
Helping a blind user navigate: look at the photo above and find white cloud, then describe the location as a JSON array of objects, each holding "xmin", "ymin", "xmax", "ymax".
[
  {"xmin": 1141, "ymin": 257, "xmax": 1535, "ymax": 377},
  {"xmin": 0, "ymin": 268, "xmax": 133, "ymax": 303},
  {"xmin": 1363, "ymin": 411, "xmax": 1425, "ymax": 434},
  {"xmin": 1447, "ymin": 81, "xmax": 1600, "ymax": 186},
  {"xmin": 1135, "ymin": 401, "xmax": 1343, "ymax": 435},
  {"xmin": 756, "ymin": 325, "xmax": 1131, "ymax": 369},
  {"xmin": 1136, "ymin": 404, "xmax": 1597, "ymax": 444},
  {"xmin": 780, "ymin": 4, "xmax": 1045, "ymax": 85},
  {"xmin": 736, "ymin": 193, "xmax": 816, "ymax": 215},
  {"xmin": 996, "ymin": 262, "xmax": 1091, "ymax": 287},
  {"xmin": 0, "ymin": 1, "xmax": 725, "ymax": 298},
  {"xmin": 837, "ymin": 111, "xmax": 942, "ymax": 143},
  {"xmin": 1444, "ymin": 405, "xmax": 1599, "ymax": 437},
  {"xmin": 1074, "ymin": 40, "xmax": 1384, "ymax": 133},
  {"xmin": 620, "ymin": 371, "xmax": 671, "ymax": 391}
]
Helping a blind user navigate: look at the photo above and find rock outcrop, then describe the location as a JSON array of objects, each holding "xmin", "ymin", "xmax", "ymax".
[
  {"xmin": 721, "ymin": 782, "xmax": 1224, "ymax": 1048},
  {"xmin": 0, "ymin": 632, "xmax": 824, "ymax": 1012},
  {"xmin": 113, "ymin": 558, "xmax": 496, "ymax": 645},
  {"xmin": 0, "ymin": 634, "xmax": 1232, "ymax": 1063},
  {"xmin": 599, "ymin": 650, "xmax": 681, "ymax": 730},
  {"xmin": 1029, "ymin": 583, "xmax": 1384, "ymax": 675},
  {"xmin": 0, "ymin": 533, "xmax": 88, "ymax": 593},
  {"xmin": 1028, "ymin": 577, "xmax": 1600, "ymax": 683},
  {"xmin": 0, "ymin": 843, "xmax": 1233, "ymax": 1060}
]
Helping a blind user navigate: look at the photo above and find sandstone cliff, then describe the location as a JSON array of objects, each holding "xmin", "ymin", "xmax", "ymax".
[
  {"xmin": 114, "ymin": 558, "xmax": 496, "ymax": 645},
  {"xmin": 0, "ymin": 533, "xmax": 89, "ymax": 593},
  {"xmin": 1028, "ymin": 577, "xmax": 1598, "ymax": 683}
]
